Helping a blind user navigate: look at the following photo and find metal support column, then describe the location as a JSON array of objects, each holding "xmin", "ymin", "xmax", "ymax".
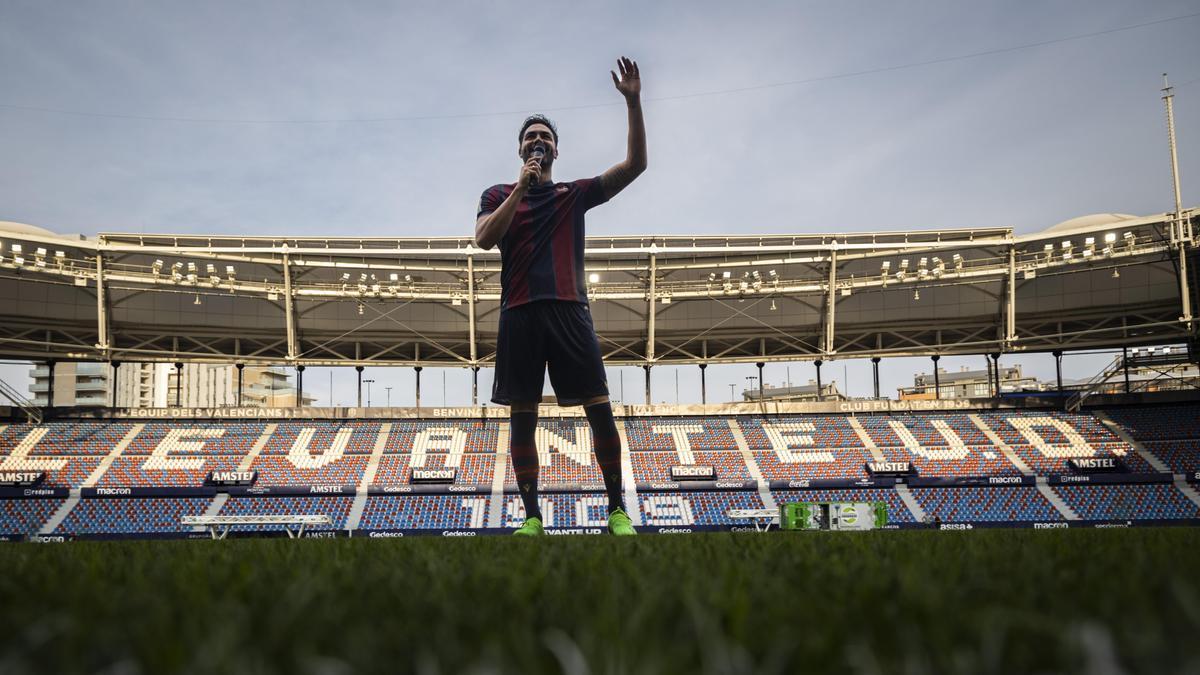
[
  {"xmin": 46, "ymin": 360, "xmax": 56, "ymax": 407},
  {"xmin": 110, "ymin": 361, "xmax": 121, "ymax": 407},
  {"xmin": 1163, "ymin": 75, "xmax": 1193, "ymax": 333},
  {"xmin": 756, "ymin": 362, "xmax": 765, "ymax": 401},
  {"xmin": 281, "ymin": 252, "xmax": 298, "ymax": 362},
  {"xmin": 355, "ymin": 365, "xmax": 364, "ymax": 407},
  {"xmin": 814, "ymin": 359, "xmax": 823, "ymax": 399},
  {"xmin": 237, "ymin": 363, "xmax": 245, "ymax": 406},
  {"xmin": 174, "ymin": 362, "xmax": 183, "ymax": 407},
  {"xmin": 472, "ymin": 366, "xmax": 480, "ymax": 405},
  {"xmin": 990, "ymin": 353, "xmax": 1001, "ymax": 396},
  {"xmin": 646, "ymin": 252, "xmax": 656, "ymax": 396},
  {"xmin": 699, "ymin": 363, "xmax": 707, "ymax": 405},
  {"xmin": 467, "ymin": 255, "xmax": 478, "ymax": 372},
  {"xmin": 1053, "ymin": 350, "xmax": 1064, "ymax": 395},
  {"xmin": 415, "ymin": 366, "xmax": 423, "ymax": 410},
  {"xmin": 296, "ymin": 365, "xmax": 305, "ymax": 407},
  {"xmin": 95, "ymin": 252, "xmax": 110, "ymax": 356},
  {"xmin": 825, "ymin": 249, "xmax": 837, "ymax": 355},
  {"xmin": 931, "ymin": 354, "xmax": 941, "ymax": 400},
  {"xmin": 871, "ymin": 356, "xmax": 881, "ymax": 399},
  {"xmin": 1005, "ymin": 246, "xmax": 1017, "ymax": 347}
]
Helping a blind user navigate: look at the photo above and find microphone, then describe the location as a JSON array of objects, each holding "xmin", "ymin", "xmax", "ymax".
[{"xmin": 529, "ymin": 143, "xmax": 545, "ymax": 186}]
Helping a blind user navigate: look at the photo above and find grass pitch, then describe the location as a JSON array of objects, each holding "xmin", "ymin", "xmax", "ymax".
[{"xmin": 1, "ymin": 529, "xmax": 1198, "ymax": 674}]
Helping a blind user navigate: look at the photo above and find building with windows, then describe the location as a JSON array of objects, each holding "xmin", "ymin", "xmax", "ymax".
[
  {"xmin": 30, "ymin": 362, "xmax": 314, "ymax": 408},
  {"xmin": 898, "ymin": 365, "xmax": 1047, "ymax": 400},
  {"xmin": 741, "ymin": 380, "xmax": 845, "ymax": 402}
]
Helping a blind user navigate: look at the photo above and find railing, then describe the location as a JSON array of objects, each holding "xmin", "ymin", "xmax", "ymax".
[
  {"xmin": 0, "ymin": 377, "xmax": 42, "ymax": 424},
  {"xmin": 1065, "ymin": 355, "xmax": 1126, "ymax": 413}
]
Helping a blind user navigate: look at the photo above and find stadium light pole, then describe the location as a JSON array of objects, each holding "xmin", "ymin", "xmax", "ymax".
[
  {"xmin": 729, "ymin": 383, "xmax": 736, "ymax": 402},
  {"xmin": 385, "ymin": 386, "xmax": 392, "ymax": 408},
  {"xmin": 871, "ymin": 357, "xmax": 881, "ymax": 399},
  {"xmin": 363, "ymin": 379, "xmax": 375, "ymax": 407},
  {"xmin": 745, "ymin": 376, "xmax": 757, "ymax": 402}
]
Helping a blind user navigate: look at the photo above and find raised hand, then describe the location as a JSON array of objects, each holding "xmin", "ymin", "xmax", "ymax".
[{"xmin": 611, "ymin": 56, "xmax": 641, "ymax": 101}]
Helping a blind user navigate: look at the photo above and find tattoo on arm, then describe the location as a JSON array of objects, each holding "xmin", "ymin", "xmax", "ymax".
[{"xmin": 600, "ymin": 164, "xmax": 638, "ymax": 199}]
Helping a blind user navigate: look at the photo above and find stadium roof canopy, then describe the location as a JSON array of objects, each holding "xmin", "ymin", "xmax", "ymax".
[{"xmin": 0, "ymin": 209, "xmax": 1196, "ymax": 368}]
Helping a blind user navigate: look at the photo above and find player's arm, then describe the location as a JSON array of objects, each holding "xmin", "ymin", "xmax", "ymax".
[
  {"xmin": 599, "ymin": 56, "xmax": 646, "ymax": 200},
  {"xmin": 475, "ymin": 157, "xmax": 541, "ymax": 250}
]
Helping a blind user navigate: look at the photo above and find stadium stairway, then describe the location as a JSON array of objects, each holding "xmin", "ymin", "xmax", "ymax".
[
  {"xmin": 848, "ymin": 416, "xmax": 925, "ymax": 522},
  {"xmin": 968, "ymin": 414, "xmax": 1034, "ymax": 474},
  {"xmin": 83, "ymin": 424, "xmax": 143, "ymax": 488},
  {"xmin": 1175, "ymin": 480, "xmax": 1200, "ymax": 510},
  {"xmin": 487, "ymin": 421, "xmax": 509, "ymax": 528},
  {"xmin": 1094, "ymin": 411, "xmax": 1172, "ymax": 472},
  {"xmin": 727, "ymin": 419, "xmax": 777, "ymax": 511},
  {"xmin": 39, "ymin": 424, "xmax": 144, "ymax": 535},
  {"xmin": 346, "ymin": 423, "xmax": 391, "ymax": 531},
  {"xmin": 616, "ymin": 420, "xmax": 643, "ymax": 527},
  {"xmin": 968, "ymin": 414, "xmax": 1079, "ymax": 520},
  {"xmin": 1092, "ymin": 410, "xmax": 1200, "ymax": 511},
  {"xmin": 192, "ymin": 422, "xmax": 275, "ymax": 534}
]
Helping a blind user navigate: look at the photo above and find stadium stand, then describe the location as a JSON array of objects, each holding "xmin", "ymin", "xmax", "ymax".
[
  {"xmin": 375, "ymin": 420, "xmax": 499, "ymax": 485},
  {"xmin": 0, "ymin": 498, "xmax": 65, "ymax": 535},
  {"xmin": 219, "ymin": 497, "xmax": 352, "ymax": 530},
  {"xmin": 1055, "ymin": 484, "xmax": 1200, "ymax": 520},
  {"xmin": 859, "ymin": 413, "xmax": 1020, "ymax": 476},
  {"xmin": 360, "ymin": 495, "xmax": 489, "ymax": 530},
  {"xmin": 1105, "ymin": 404, "xmax": 1200, "ymax": 474},
  {"xmin": 3, "ymin": 406, "xmax": 1198, "ymax": 538},
  {"xmin": 978, "ymin": 411, "xmax": 1150, "ymax": 474},
  {"xmin": 910, "ymin": 487, "xmax": 1062, "ymax": 522},
  {"xmin": 56, "ymin": 498, "xmax": 212, "ymax": 535},
  {"xmin": 773, "ymin": 489, "xmax": 917, "ymax": 524}
]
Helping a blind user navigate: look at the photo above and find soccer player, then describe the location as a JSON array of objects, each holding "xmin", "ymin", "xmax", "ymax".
[{"xmin": 474, "ymin": 57, "xmax": 646, "ymax": 536}]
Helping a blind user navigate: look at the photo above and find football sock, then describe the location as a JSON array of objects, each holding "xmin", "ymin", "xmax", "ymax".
[
  {"xmin": 585, "ymin": 401, "xmax": 625, "ymax": 513},
  {"xmin": 509, "ymin": 410, "xmax": 541, "ymax": 521}
]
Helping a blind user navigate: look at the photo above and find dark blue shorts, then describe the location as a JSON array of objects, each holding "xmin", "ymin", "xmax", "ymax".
[{"xmin": 491, "ymin": 300, "xmax": 609, "ymax": 406}]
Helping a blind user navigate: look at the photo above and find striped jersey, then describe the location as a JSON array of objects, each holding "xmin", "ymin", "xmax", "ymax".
[{"xmin": 477, "ymin": 177, "xmax": 609, "ymax": 310}]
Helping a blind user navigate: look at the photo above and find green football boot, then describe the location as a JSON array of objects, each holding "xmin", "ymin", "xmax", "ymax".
[
  {"xmin": 513, "ymin": 516, "xmax": 544, "ymax": 536},
  {"xmin": 607, "ymin": 507, "xmax": 637, "ymax": 536}
]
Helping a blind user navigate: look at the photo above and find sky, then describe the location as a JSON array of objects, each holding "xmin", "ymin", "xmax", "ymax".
[{"xmin": 0, "ymin": 1, "xmax": 1197, "ymax": 407}]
